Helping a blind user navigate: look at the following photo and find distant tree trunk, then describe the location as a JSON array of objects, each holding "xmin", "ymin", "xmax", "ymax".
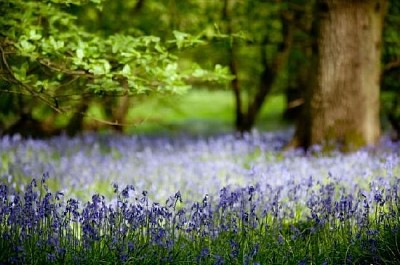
[
  {"xmin": 293, "ymin": 0, "xmax": 387, "ymax": 150},
  {"xmin": 284, "ymin": 4, "xmax": 314, "ymax": 121},
  {"xmin": 387, "ymin": 91, "xmax": 400, "ymax": 141},
  {"xmin": 3, "ymin": 112, "xmax": 59, "ymax": 138},
  {"xmin": 223, "ymin": 2, "xmax": 293, "ymax": 134},
  {"xmin": 283, "ymin": 82, "xmax": 304, "ymax": 121},
  {"xmin": 66, "ymin": 98, "xmax": 89, "ymax": 137},
  {"xmin": 222, "ymin": 0, "xmax": 244, "ymax": 133},
  {"xmin": 382, "ymin": 56, "xmax": 400, "ymax": 141},
  {"xmin": 242, "ymin": 20, "xmax": 293, "ymax": 132},
  {"xmin": 111, "ymin": 79, "xmax": 131, "ymax": 132},
  {"xmin": 111, "ymin": 94, "xmax": 130, "ymax": 132},
  {"xmin": 133, "ymin": 0, "xmax": 145, "ymax": 15},
  {"xmin": 229, "ymin": 48, "xmax": 245, "ymax": 133}
]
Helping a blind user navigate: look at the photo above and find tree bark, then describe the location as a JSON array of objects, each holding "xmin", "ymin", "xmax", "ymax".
[
  {"xmin": 294, "ymin": 0, "xmax": 387, "ymax": 150},
  {"xmin": 133, "ymin": 0, "xmax": 145, "ymax": 15},
  {"xmin": 222, "ymin": 0, "xmax": 245, "ymax": 133},
  {"xmin": 229, "ymin": 50, "xmax": 245, "ymax": 133},
  {"xmin": 66, "ymin": 98, "xmax": 89, "ymax": 137},
  {"xmin": 228, "ymin": 6, "xmax": 294, "ymax": 134},
  {"xmin": 112, "ymin": 78, "xmax": 132, "ymax": 132},
  {"xmin": 244, "ymin": 22, "xmax": 293, "ymax": 132},
  {"xmin": 111, "ymin": 94, "xmax": 130, "ymax": 132}
]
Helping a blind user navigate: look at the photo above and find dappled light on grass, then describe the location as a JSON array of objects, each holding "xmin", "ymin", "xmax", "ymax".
[{"xmin": 0, "ymin": 130, "xmax": 399, "ymax": 264}]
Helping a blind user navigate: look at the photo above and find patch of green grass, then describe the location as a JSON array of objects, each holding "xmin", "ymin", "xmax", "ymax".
[
  {"xmin": 20, "ymin": 89, "xmax": 288, "ymax": 136},
  {"xmin": 1, "ymin": 153, "xmax": 9, "ymax": 173},
  {"xmin": 88, "ymin": 180, "xmax": 115, "ymax": 199},
  {"xmin": 44, "ymin": 178, "xmax": 61, "ymax": 193},
  {"xmin": 258, "ymin": 94, "xmax": 291, "ymax": 131},
  {"xmin": 126, "ymin": 90, "xmax": 289, "ymax": 135}
]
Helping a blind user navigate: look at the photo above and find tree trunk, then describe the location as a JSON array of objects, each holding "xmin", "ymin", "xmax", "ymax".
[
  {"xmin": 229, "ymin": 50, "xmax": 246, "ymax": 133},
  {"xmin": 284, "ymin": 4, "xmax": 314, "ymax": 122},
  {"xmin": 111, "ymin": 79, "xmax": 131, "ymax": 132},
  {"xmin": 111, "ymin": 94, "xmax": 130, "ymax": 132},
  {"xmin": 222, "ymin": 0, "xmax": 245, "ymax": 134},
  {"xmin": 229, "ymin": 7, "xmax": 294, "ymax": 134},
  {"xmin": 66, "ymin": 99, "xmax": 89, "ymax": 137},
  {"xmin": 294, "ymin": 0, "xmax": 387, "ymax": 150},
  {"xmin": 244, "ymin": 28, "xmax": 292, "ymax": 132}
]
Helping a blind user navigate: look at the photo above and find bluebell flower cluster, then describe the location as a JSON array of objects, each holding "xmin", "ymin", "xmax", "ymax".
[{"xmin": 0, "ymin": 130, "xmax": 399, "ymax": 263}]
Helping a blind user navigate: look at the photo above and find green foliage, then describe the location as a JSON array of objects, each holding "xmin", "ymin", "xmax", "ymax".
[
  {"xmin": 122, "ymin": 91, "xmax": 286, "ymax": 135},
  {"xmin": 382, "ymin": 0, "xmax": 400, "ymax": 139},
  {"xmin": 2, "ymin": 0, "xmax": 400, "ymax": 136},
  {"xmin": 0, "ymin": 0, "xmax": 232, "ymax": 119}
]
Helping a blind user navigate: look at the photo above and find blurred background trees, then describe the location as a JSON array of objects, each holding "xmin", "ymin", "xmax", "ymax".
[
  {"xmin": 0, "ymin": 0, "xmax": 232, "ymax": 137},
  {"xmin": 382, "ymin": 0, "xmax": 400, "ymax": 142},
  {"xmin": 0, "ymin": 0, "xmax": 399, "ymax": 149}
]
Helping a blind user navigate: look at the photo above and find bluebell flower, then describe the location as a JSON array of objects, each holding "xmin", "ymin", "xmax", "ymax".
[
  {"xmin": 113, "ymin": 182, "xmax": 119, "ymax": 193},
  {"xmin": 0, "ymin": 184, "xmax": 8, "ymax": 199},
  {"xmin": 213, "ymin": 254, "xmax": 224, "ymax": 265},
  {"xmin": 175, "ymin": 191, "xmax": 182, "ymax": 202},
  {"xmin": 55, "ymin": 191, "xmax": 64, "ymax": 201},
  {"xmin": 298, "ymin": 259, "xmax": 307, "ymax": 265},
  {"xmin": 128, "ymin": 241, "xmax": 134, "ymax": 252},
  {"xmin": 278, "ymin": 234, "xmax": 285, "ymax": 245},
  {"xmin": 120, "ymin": 253, "xmax": 128, "ymax": 263},
  {"xmin": 42, "ymin": 172, "xmax": 50, "ymax": 184},
  {"xmin": 121, "ymin": 185, "xmax": 135, "ymax": 199},
  {"xmin": 373, "ymin": 190, "xmax": 385, "ymax": 206},
  {"xmin": 200, "ymin": 247, "xmax": 209, "ymax": 257}
]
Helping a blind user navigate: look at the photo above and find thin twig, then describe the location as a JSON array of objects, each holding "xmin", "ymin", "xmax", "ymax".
[
  {"xmin": 0, "ymin": 88, "xmax": 32, "ymax": 96},
  {"xmin": 0, "ymin": 44, "xmax": 63, "ymax": 113},
  {"xmin": 80, "ymin": 112, "xmax": 148, "ymax": 127},
  {"xmin": 39, "ymin": 59, "xmax": 92, "ymax": 77},
  {"xmin": 384, "ymin": 59, "xmax": 400, "ymax": 73}
]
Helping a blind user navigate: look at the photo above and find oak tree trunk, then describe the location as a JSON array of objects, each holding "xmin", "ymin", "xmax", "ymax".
[{"xmin": 294, "ymin": 0, "xmax": 387, "ymax": 150}]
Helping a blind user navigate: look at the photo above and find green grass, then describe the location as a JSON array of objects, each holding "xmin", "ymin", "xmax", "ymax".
[
  {"xmin": 5, "ymin": 89, "xmax": 289, "ymax": 136},
  {"xmin": 124, "ymin": 90, "xmax": 289, "ymax": 135}
]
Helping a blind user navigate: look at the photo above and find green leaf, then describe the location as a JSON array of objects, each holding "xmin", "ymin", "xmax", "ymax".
[
  {"xmin": 142, "ymin": 36, "xmax": 160, "ymax": 46},
  {"xmin": 76, "ymin": 48, "xmax": 84, "ymax": 60},
  {"xmin": 29, "ymin": 29, "xmax": 42, "ymax": 41},
  {"xmin": 165, "ymin": 63, "xmax": 177, "ymax": 72},
  {"xmin": 11, "ymin": 62, "xmax": 29, "ymax": 82},
  {"xmin": 18, "ymin": 39, "xmax": 35, "ymax": 53},
  {"xmin": 172, "ymin": 30, "xmax": 189, "ymax": 49},
  {"xmin": 173, "ymin": 30, "xmax": 188, "ymax": 41},
  {"xmin": 49, "ymin": 37, "xmax": 64, "ymax": 50},
  {"xmin": 121, "ymin": 64, "xmax": 131, "ymax": 77},
  {"xmin": 90, "ymin": 65, "xmax": 105, "ymax": 75},
  {"xmin": 192, "ymin": 68, "xmax": 207, "ymax": 78},
  {"xmin": 89, "ymin": 60, "xmax": 111, "ymax": 75}
]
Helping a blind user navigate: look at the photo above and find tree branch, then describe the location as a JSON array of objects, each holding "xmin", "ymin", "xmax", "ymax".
[
  {"xmin": 222, "ymin": 0, "xmax": 245, "ymax": 132},
  {"xmin": 39, "ymin": 59, "xmax": 92, "ymax": 77},
  {"xmin": 383, "ymin": 59, "xmax": 400, "ymax": 74},
  {"xmin": 132, "ymin": 0, "xmax": 145, "ymax": 15},
  {"xmin": 0, "ymin": 45, "xmax": 64, "ymax": 113}
]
